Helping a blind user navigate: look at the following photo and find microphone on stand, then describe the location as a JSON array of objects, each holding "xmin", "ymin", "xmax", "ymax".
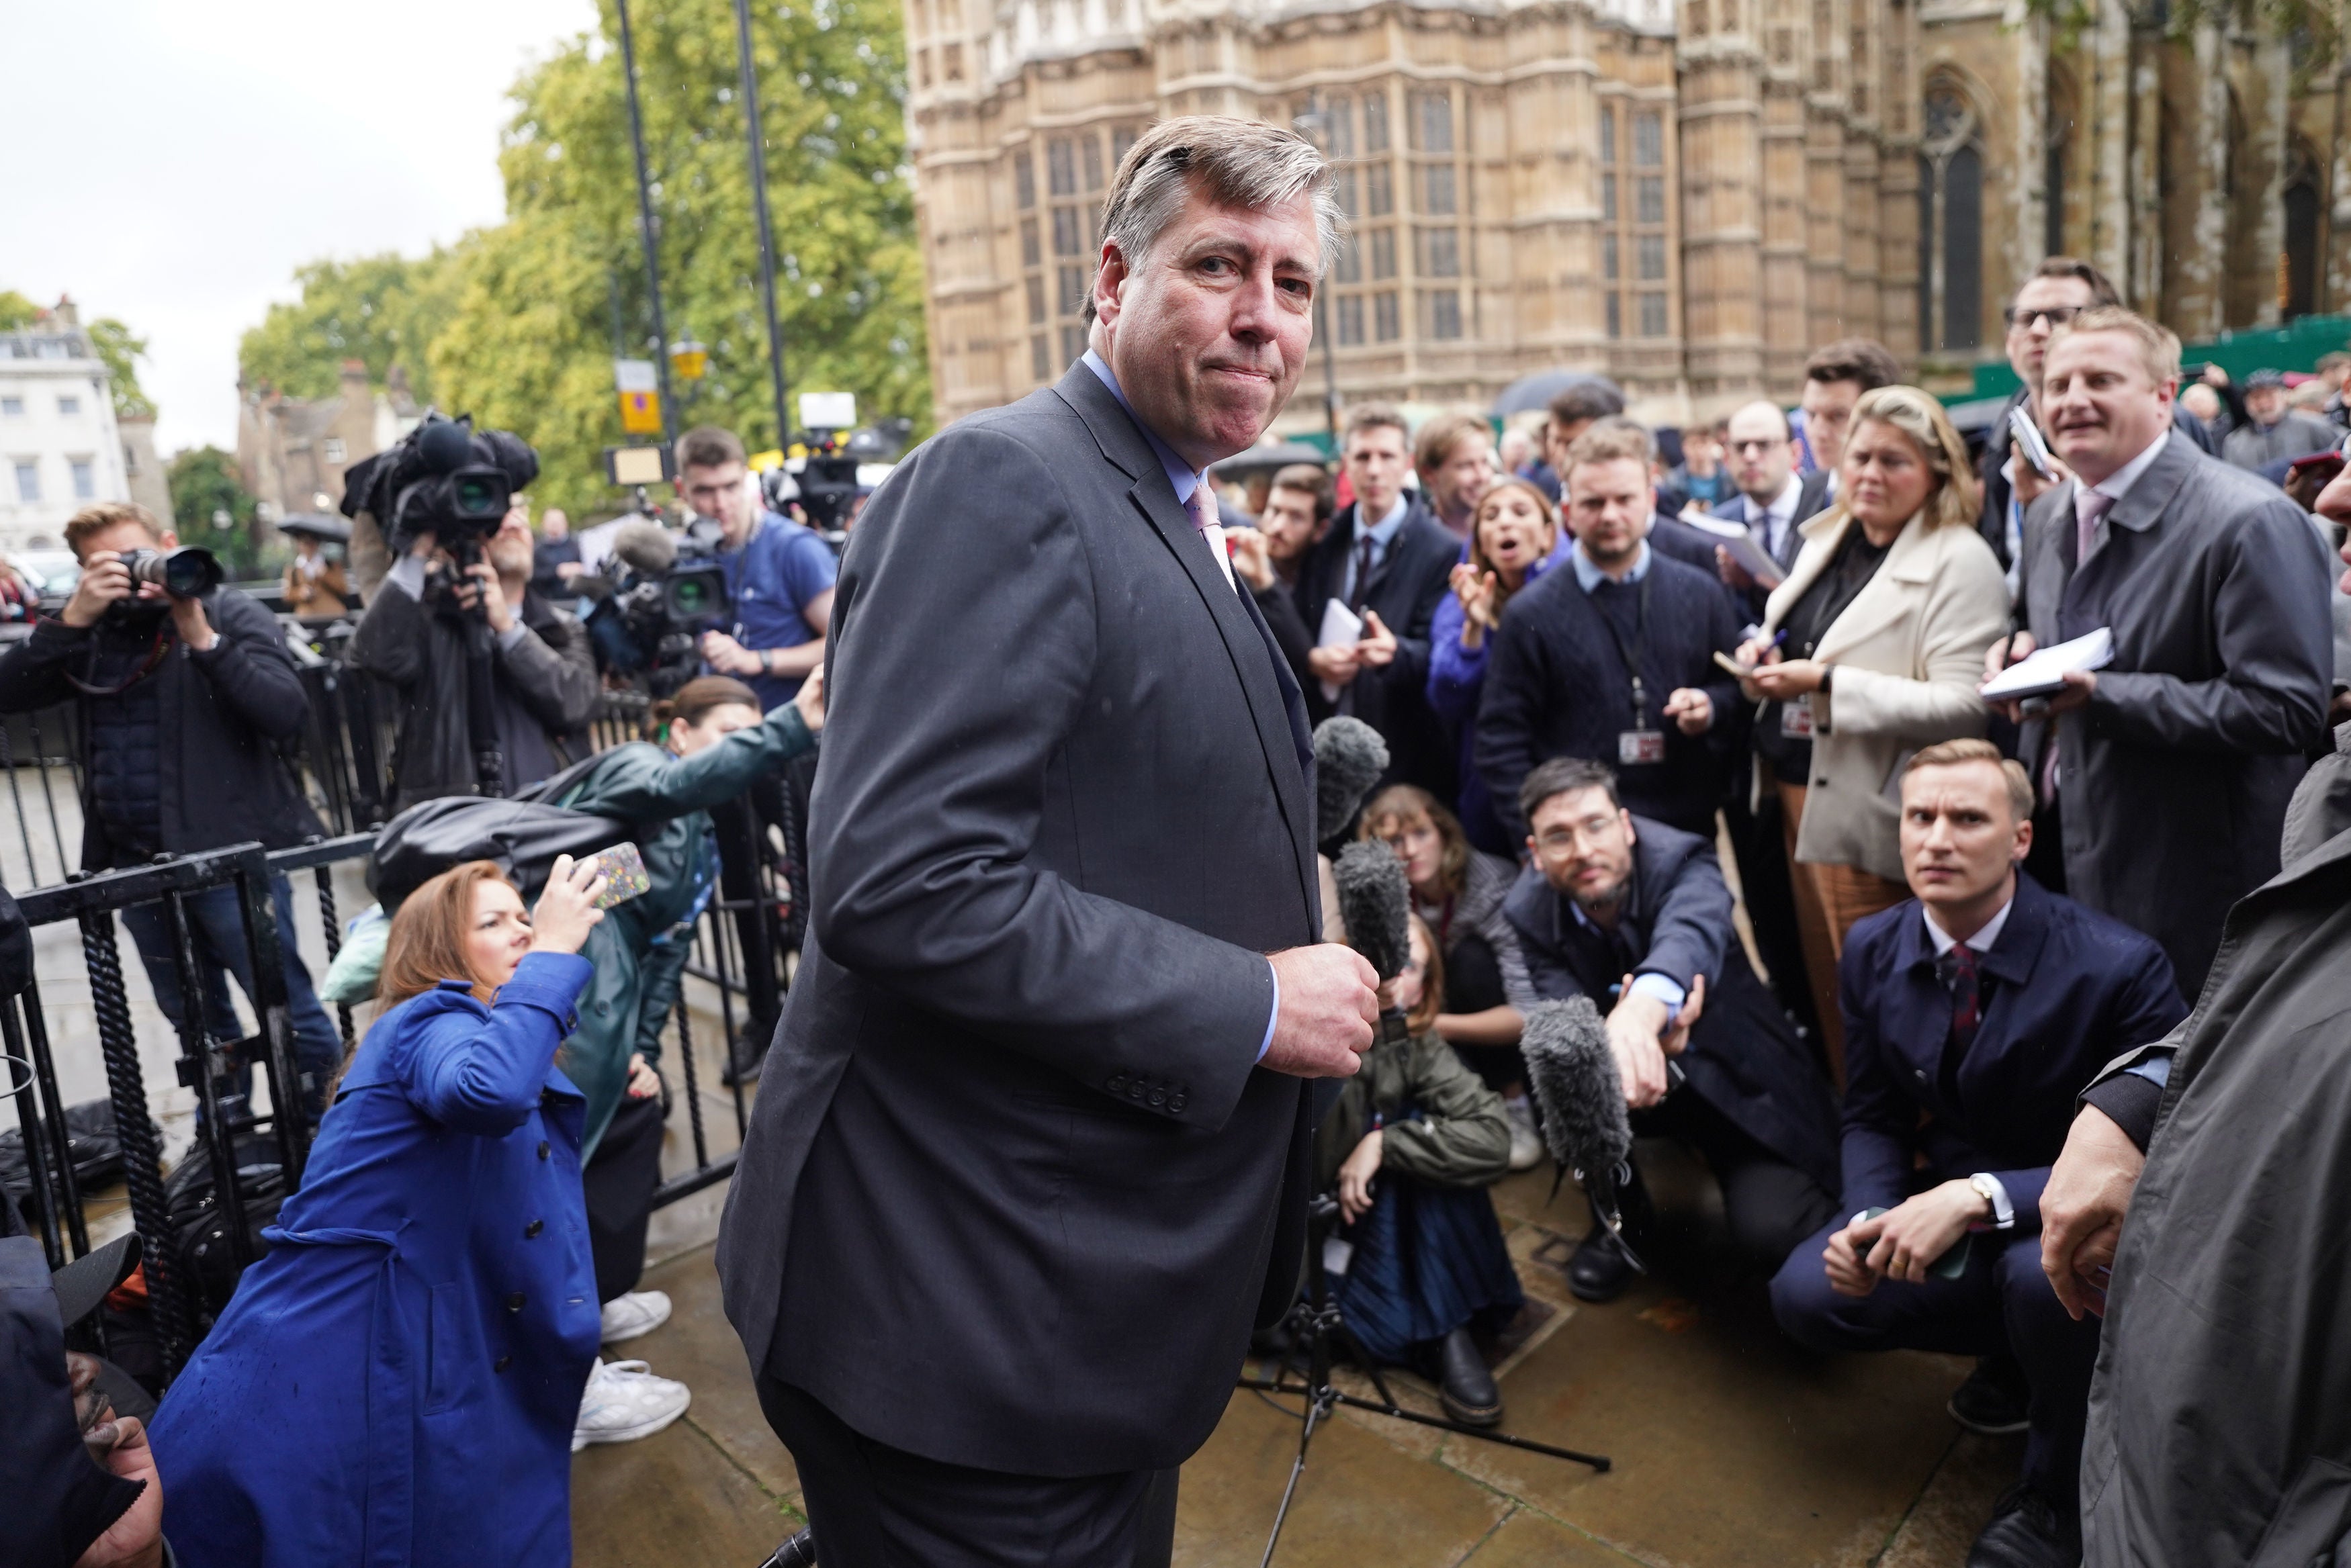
[{"xmin": 1521, "ymin": 997, "xmax": 1646, "ymax": 1275}]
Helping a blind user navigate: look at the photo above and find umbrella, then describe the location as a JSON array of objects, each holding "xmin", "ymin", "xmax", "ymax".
[
  {"xmin": 1209, "ymin": 441, "xmax": 1331, "ymax": 479},
  {"xmin": 1491, "ymin": 370, "xmax": 1622, "ymax": 418},
  {"xmin": 278, "ymin": 514, "xmax": 351, "ymax": 543}
]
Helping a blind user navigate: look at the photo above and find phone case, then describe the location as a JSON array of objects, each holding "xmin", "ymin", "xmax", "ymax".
[{"xmin": 585, "ymin": 843, "xmax": 651, "ymax": 910}]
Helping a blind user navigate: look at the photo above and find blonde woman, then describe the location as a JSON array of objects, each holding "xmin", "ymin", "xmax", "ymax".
[{"xmin": 1740, "ymin": 386, "xmax": 2007, "ymax": 1073}]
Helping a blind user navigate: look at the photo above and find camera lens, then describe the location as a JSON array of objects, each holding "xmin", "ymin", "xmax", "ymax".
[
  {"xmin": 672, "ymin": 579, "xmax": 710, "ymax": 616},
  {"xmin": 454, "ymin": 475, "xmax": 496, "ymax": 512}
]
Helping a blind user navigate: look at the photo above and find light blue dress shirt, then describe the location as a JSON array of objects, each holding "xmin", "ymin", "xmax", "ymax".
[{"xmin": 1568, "ymin": 539, "xmax": 1653, "ymax": 592}]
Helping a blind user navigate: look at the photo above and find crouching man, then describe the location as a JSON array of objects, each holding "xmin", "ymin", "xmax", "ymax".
[{"xmin": 1769, "ymin": 741, "xmax": 2185, "ymax": 1568}]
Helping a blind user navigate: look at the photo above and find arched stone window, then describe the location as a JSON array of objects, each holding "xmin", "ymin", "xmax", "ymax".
[
  {"xmin": 1917, "ymin": 83, "xmax": 1984, "ymax": 351},
  {"xmin": 2285, "ymin": 138, "xmax": 2321, "ymax": 320}
]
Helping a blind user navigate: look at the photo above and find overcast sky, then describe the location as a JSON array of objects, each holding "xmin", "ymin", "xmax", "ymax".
[{"xmin": 0, "ymin": 0, "xmax": 596, "ymax": 454}]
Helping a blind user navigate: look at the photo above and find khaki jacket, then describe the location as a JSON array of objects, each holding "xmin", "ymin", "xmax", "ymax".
[{"xmin": 1761, "ymin": 507, "xmax": 2008, "ymax": 882}]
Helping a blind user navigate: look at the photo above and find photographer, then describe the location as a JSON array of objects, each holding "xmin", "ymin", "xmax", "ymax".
[
  {"xmin": 349, "ymin": 504, "xmax": 599, "ymax": 811},
  {"xmin": 677, "ymin": 425, "xmax": 834, "ymax": 705},
  {"xmin": 0, "ymin": 502, "xmax": 342, "ymax": 1116}
]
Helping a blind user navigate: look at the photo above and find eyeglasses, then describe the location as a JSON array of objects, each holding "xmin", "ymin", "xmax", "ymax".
[{"xmin": 2003, "ymin": 305, "xmax": 2084, "ymax": 330}]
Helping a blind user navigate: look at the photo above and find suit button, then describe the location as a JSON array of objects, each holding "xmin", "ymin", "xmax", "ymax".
[
  {"xmin": 495, "ymin": 1355, "xmax": 512, "ymax": 1373},
  {"xmin": 1108, "ymin": 1074, "xmax": 1127, "ymax": 1093},
  {"xmin": 525, "ymin": 1219, "xmax": 544, "ymax": 1238},
  {"xmin": 506, "ymin": 1292, "xmax": 527, "ymax": 1312},
  {"xmin": 1914, "ymin": 1069, "xmax": 1927, "ymax": 1082},
  {"xmin": 1148, "ymin": 1089, "xmax": 1165, "ymax": 1107},
  {"xmin": 1170, "ymin": 1092, "xmax": 1187, "ymax": 1113},
  {"xmin": 538, "ymin": 1141, "xmax": 551, "ymax": 1160},
  {"xmin": 1128, "ymin": 1081, "xmax": 1145, "ymax": 1101}
]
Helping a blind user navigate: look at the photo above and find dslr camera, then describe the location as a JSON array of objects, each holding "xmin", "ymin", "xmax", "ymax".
[
  {"xmin": 341, "ymin": 412, "xmax": 539, "ymax": 599},
  {"xmin": 118, "ymin": 547, "xmax": 224, "ymax": 606}
]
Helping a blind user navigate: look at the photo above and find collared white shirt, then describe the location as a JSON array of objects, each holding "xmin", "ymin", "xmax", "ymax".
[
  {"xmin": 1743, "ymin": 473, "xmax": 1806, "ymax": 561},
  {"xmin": 1922, "ymin": 894, "xmax": 2014, "ymax": 959},
  {"xmin": 1341, "ymin": 494, "xmax": 1411, "ymax": 604}
]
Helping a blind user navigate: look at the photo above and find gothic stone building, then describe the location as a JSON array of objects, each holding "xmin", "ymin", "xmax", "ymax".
[{"xmin": 905, "ymin": 0, "xmax": 2340, "ymax": 430}]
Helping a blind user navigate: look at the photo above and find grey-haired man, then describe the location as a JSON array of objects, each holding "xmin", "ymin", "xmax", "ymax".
[{"xmin": 717, "ymin": 116, "xmax": 1379, "ymax": 1565}]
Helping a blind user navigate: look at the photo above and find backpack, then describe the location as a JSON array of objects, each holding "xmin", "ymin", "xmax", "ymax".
[{"xmin": 365, "ymin": 750, "xmax": 628, "ymax": 913}]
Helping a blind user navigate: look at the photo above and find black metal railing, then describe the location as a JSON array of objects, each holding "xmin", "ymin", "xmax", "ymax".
[{"xmin": 1, "ymin": 612, "xmax": 803, "ymax": 1384}]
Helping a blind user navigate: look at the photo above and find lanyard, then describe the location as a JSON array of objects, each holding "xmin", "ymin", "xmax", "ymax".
[{"xmin": 1589, "ymin": 570, "xmax": 1654, "ymax": 729}]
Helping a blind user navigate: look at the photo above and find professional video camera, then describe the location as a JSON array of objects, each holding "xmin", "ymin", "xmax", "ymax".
[
  {"xmin": 758, "ymin": 396, "xmax": 912, "ymax": 547},
  {"xmin": 583, "ymin": 517, "xmax": 733, "ymax": 696},
  {"xmin": 340, "ymin": 411, "xmax": 539, "ymax": 582},
  {"xmin": 340, "ymin": 412, "xmax": 542, "ymax": 795}
]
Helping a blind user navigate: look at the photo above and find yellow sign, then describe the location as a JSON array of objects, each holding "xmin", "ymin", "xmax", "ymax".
[
  {"xmin": 618, "ymin": 389, "xmax": 663, "ymax": 434},
  {"xmin": 670, "ymin": 342, "xmax": 709, "ymax": 381}
]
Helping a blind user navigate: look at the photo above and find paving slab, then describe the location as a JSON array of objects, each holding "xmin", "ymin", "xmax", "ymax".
[
  {"xmin": 574, "ymin": 1408, "xmax": 803, "ymax": 1568},
  {"xmin": 619, "ymin": 1244, "xmax": 803, "ymax": 1505}
]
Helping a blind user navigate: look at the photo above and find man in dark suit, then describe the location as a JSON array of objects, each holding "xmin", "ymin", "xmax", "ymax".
[
  {"xmin": 1293, "ymin": 404, "xmax": 1464, "ymax": 797},
  {"xmin": 1772, "ymin": 741, "xmax": 2184, "ymax": 1568},
  {"xmin": 1476, "ymin": 420, "xmax": 1743, "ymax": 843},
  {"xmin": 1707, "ymin": 396, "xmax": 1836, "ymax": 1038},
  {"xmin": 1503, "ymin": 757, "xmax": 1840, "ymax": 1302},
  {"xmin": 715, "ymin": 116, "xmax": 1382, "ymax": 1567},
  {"xmin": 1713, "ymin": 399, "xmax": 1833, "ymax": 612},
  {"xmin": 1994, "ymin": 306, "xmax": 2333, "ymax": 995}
]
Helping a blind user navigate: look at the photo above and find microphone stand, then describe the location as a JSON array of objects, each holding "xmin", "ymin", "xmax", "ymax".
[{"xmin": 1239, "ymin": 1134, "xmax": 1611, "ymax": 1568}]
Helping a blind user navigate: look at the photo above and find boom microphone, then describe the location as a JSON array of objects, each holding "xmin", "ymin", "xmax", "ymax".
[
  {"xmin": 612, "ymin": 520, "xmax": 680, "ymax": 577},
  {"xmin": 1520, "ymin": 997, "xmax": 1646, "ymax": 1273},
  {"xmin": 1313, "ymin": 717, "xmax": 1389, "ymax": 850}
]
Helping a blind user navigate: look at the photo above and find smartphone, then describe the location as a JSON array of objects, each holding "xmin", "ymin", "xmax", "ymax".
[
  {"xmin": 581, "ymin": 842, "xmax": 651, "ymax": 910},
  {"xmin": 2007, "ymin": 406, "xmax": 2057, "ymax": 481}
]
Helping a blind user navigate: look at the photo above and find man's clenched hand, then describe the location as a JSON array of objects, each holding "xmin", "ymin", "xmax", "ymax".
[{"xmin": 1263, "ymin": 944, "xmax": 1378, "ymax": 1078}]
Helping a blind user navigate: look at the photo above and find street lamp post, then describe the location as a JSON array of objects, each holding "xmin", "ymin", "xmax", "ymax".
[
  {"xmin": 732, "ymin": 0, "xmax": 795, "ymax": 454},
  {"xmin": 615, "ymin": 0, "xmax": 676, "ymax": 445}
]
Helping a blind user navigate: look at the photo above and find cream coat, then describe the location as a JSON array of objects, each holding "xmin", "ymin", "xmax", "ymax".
[{"xmin": 1761, "ymin": 506, "xmax": 2009, "ymax": 882}]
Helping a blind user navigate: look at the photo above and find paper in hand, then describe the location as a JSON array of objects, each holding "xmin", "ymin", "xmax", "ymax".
[
  {"xmin": 1316, "ymin": 599, "xmax": 1364, "ymax": 704},
  {"xmin": 1980, "ymin": 627, "xmax": 2114, "ymax": 702}
]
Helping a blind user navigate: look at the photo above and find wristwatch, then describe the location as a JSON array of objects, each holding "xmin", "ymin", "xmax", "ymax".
[{"xmin": 1967, "ymin": 1172, "xmax": 2014, "ymax": 1230}]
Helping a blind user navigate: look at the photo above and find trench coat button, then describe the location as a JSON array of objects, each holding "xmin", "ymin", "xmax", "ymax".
[
  {"xmin": 525, "ymin": 1219, "xmax": 544, "ymax": 1238},
  {"xmin": 1815, "ymin": 778, "xmax": 1829, "ymax": 788},
  {"xmin": 538, "ymin": 1141, "xmax": 550, "ymax": 1160},
  {"xmin": 506, "ymin": 1291, "xmax": 527, "ymax": 1311},
  {"xmin": 494, "ymin": 1355, "xmax": 512, "ymax": 1373},
  {"xmin": 1107, "ymin": 1074, "xmax": 1126, "ymax": 1093}
]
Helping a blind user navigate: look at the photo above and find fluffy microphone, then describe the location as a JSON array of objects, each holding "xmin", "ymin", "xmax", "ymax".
[
  {"xmin": 1520, "ymin": 997, "xmax": 1646, "ymax": 1271},
  {"xmin": 611, "ymin": 520, "xmax": 679, "ymax": 577},
  {"xmin": 1313, "ymin": 717, "xmax": 1389, "ymax": 849},
  {"xmin": 1330, "ymin": 839, "xmax": 1410, "ymax": 984}
]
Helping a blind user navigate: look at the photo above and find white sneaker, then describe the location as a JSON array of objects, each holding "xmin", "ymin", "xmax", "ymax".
[
  {"xmin": 599, "ymin": 1289, "xmax": 672, "ymax": 1344},
  {"xmin": 1505, "ymin": 1093, "xmax": 1543, "ymax": 1172},
  {"xmin": 572, "ymin": 1358, "xmax": 691, "ymax": 1452}
]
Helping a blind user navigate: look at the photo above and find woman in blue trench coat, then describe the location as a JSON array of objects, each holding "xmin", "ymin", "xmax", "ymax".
[{"xmin": 150, "ymin": 853, "xmax": 611, "ymax": 1567}]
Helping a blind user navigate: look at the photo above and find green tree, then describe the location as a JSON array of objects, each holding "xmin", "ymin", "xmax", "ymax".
[
  {"xmin": 237, "ymin": 251, "xmax": 464, "ymax": 402},
  {"xmin": 167, "ymin": 447, "xmax": 273, "ymax": 577},
  {"xmin": 0, "ymin": 291, "xmax": 35, "ymax": 329}
]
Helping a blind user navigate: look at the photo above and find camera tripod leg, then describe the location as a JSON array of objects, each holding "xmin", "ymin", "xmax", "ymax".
[{"xmin": 1258, "ymin": 1383, "xmax": 1335, "ymax": 1568}]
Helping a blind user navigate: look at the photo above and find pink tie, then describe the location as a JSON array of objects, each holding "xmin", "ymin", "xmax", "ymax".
[
  {"xmin": 2074, "ymin": 488, "xmax": 2114, "ymax": 567},
  {"xmin": 1186, "ymin": 481, "xmax": 1218, "ymax": 535}
]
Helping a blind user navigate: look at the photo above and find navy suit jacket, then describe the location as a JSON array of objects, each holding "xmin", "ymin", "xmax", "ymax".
[
  {"xmin": 716, "ymin": 362, "xmax": 1324, "ymax": 1477},
  {"xmin": 1836, "ymin": 873, "xmax": 2186, "ymax": 1231},
  {"xmin": 1292, "ymin": 496, "xmax": 1462, "ymax": 800}
]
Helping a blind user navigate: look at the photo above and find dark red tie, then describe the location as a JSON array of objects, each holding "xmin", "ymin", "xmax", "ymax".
[{"xmin": 1940, "ymin": 942, "xmax": 1982, "ymax": 1050}]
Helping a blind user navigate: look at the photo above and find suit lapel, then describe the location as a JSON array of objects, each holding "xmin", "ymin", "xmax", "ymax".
[{"xmin": 1050, "ymin": 366, "xmax": 1319, "ymax": 919}]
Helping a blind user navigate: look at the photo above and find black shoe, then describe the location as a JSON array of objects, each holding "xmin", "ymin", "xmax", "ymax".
[
  {"xmin": 1949, "ymin": 1351, "xmax": 2032, "ymax": 1436},
  {"xmin": 1567, "ymin": 1226, "xmax": 1636, "ymax": 1303},
  {"xmin": 719, "ymin": 1031, "xmax": 769, "ymax": 1087},
  {"xmin": 1434, "ymin": 1326, "xmax": 1502, "ymax": 1427},
  {"xmin": 1967, "ymin": 1485, "xmax": 2080, "ymax": 1568}
]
